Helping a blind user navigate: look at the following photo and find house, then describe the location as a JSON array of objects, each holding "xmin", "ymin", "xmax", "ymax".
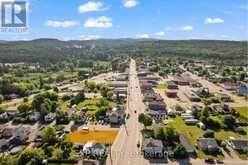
[
  {"xmin": 223, "ymin": 82, "xmax": 240, "ymax": 91},
  {"xmin": 1, "ymin": 127, "xmax": 15, "ymax": 138},
  {"xmin": 185, "ymin": 119, "xmax": 198, "ymax": 125},
  {"xmin": 173, "ymin": 76, "xmax": 193, "ymax": 86},
  {"xmin": 116, "ymin": 73, "xmax": 128, "ymax": 81},
  {"xmin": 193, "ymin": 87, "xmax": 210, "ymax": 98},
  {"xmin": 108, "ymin": 107, "xmax": 125, "ymax": 124},
  {"xmin": 29, "ymin": 112, "xmax": 41, "ymax": 122},
  {"xmin": 174, "ymin": 104, "xmax": 185, "ymax": 114},
  {"xmin": 237, "ymin": 85, "xmax": 248, "ymax": 96},
  {"xmin": 113, "ymin": 87, "xmax": 127, "ymax": 95},
  {"xmin": 197, "ymin": 122, "xmax": 206, "ymax": 129},
  {"xmin": 0, "ymin": 112, "xmax": 9, "ymax": 121},
  {"xmin": 107, "ymin": 81, "xmax": 128, "ymax": 88},
  {"xmin": 82, "ymin": 142, "xmax": 106, "ymax": 156},
  {"xmin": 138, "ymin": 70, "xmax": 151, "ymax": 77},
  {"xmin": 0, "ymin": 139, "xmax": 9, "ymax": 152},
  {"xmin": 181, "ymin": 113, "xmax": 194, "ymax": 120},
  {"xmin": 9, "ymin": 94, "xmax": 18, "ymax": 100},
  {"xmin": 198, "ymin": 138, "xmax": 219, "ymax": 152},
  {"xmin": 179, "ymin": 135, "xmax": 195, "ymax": 154},
  {"xmin": 167, "ymin": 81, "xmax": 178, "ymax": 89},
  {"xmin": 142, "ymin": 138, "xmax": 164, "ymax": 158},
  {"xmin": 215, "ymin": 93, "xmax": 231, "ymax": 102},
  {"xmin": 44, "ymin": 113, "xmax": 56, "ymax": 123},
  {"xmin": 192, "ymin": 104, "xmax": 203, "ymax": 111},
  {"xmin": 142, "ymin": 75, "xmax": 161, "ymax": 81},
  {"xmin": 11, "ymin": 126, "xmax": 31, "ymax": 144},
  {"xmin": 190, "ymin": 81, "xmax": 202, "ymax": 88},
  {"xmin": 212, "ymin": 104, "xmax": 233, "ymax": 114},
  {"xmin": 140, "ymin": 81, "xmax": 153, "ymax": 90},
  {"xmin": 6, "ymin": 108, "xmax": 19, "ymax": 118},
  {"xmin": 184, "ymin": 91, "xmax": 201, "ymax": 102},
  {"xmin": 143, "ymin": 91, "xmax": 163, "ymax": 102},
  {"xmin": 227, "ymin": 139, "xmax": 248, "ymax": 150},
  {"xmin": 165, "ymin": 90, "xmax": 177, "ymax": 98},
  {"xmin": 147, "ymin": 101, "xmax": 166, "ymax": 112}
]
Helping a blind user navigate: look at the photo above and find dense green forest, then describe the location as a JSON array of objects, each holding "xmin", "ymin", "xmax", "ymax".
[{"xmin": 0, "ymin": 39, "xmax": 247, "ymax": 65}]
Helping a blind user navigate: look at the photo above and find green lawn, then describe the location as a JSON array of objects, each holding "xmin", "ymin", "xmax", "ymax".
[
  {"xmin": 234, "ymin": 107, "xmax": 248, "ymax": 120},
  {"xmin": 155, "ymin": 83, "xmax": 167, "ymax": 89},
  {"xmin": 166, "ymin": 116, "xmax": 204, "ymax": 145},
  {"xmin": 166, "ymin": 117, "xmax": 228, "ymax": 159}
]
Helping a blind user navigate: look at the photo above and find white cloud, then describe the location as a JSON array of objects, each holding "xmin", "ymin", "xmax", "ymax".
[
  {"xmin": 205, "ymin": 17, "xmax": 224, "ymax": 24},
  {"xmin": 78, "ymin": 1, "xmax": 109, "ymax": 13},
  {"xmin": 124, "ymin": 0, "xmax": 138, "ymax": 8},
  {"xmin": 181, "ymin": 25, "xmax": 193, "ymax": 31},
  {"xmin": 45, "ymin": 20, "xmax": 79, "ymax": 28},
  {"xmin": 84, "ymin": 16, "xmax": 112, "ymax": 28},
  {"xmin": 80, "ymin": 35, "xmax": 101, "ymax": 40},
  {"xmin": 155, "ymin": 32, "xmax": 165, "ymax": 36},
  {"xmin": 136, "ymin": 33, "xmax": 149, "ymax": 38}
]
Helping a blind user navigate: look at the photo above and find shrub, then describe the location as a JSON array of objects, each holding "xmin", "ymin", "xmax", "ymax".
[{"xmin": 203, "ymin": 130, "xmax": 215, "ymax": 138}]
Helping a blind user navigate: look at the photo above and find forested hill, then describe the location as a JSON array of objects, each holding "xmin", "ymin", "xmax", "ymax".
[{"xmin": 0, "ymin": 39, "xmax": 247, "ymax": 65}]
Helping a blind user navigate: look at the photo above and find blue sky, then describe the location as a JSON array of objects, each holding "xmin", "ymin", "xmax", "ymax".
[{"xmin": 0, "ymin": 0, "xmax": 247, "ymax": 41}]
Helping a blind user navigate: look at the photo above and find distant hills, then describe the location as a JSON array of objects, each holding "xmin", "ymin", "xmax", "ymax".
[{"xmin": 0, "ymin": 39, "xmax": 247, "ymax": 65}]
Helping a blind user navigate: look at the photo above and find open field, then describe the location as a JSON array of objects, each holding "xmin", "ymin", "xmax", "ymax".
[{"xmin": 65, "ymin": 130, "xmax": 118, "ymax": 143}]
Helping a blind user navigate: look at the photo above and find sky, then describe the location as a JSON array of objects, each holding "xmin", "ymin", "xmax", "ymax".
[{"xmin": 0, "ymin": 0, "xmax": 247, "ymax": 41}]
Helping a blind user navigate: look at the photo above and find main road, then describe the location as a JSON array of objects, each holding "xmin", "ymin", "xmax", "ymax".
[{"xmin": 106, "ymin": 59, "xmax": 148, "ymax": 165}]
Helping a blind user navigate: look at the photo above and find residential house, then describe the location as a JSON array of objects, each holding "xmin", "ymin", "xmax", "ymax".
[
  {"xmin": 184, "ymin": 91, "xmax": 201, "ymax": 102},
  {"xmin": 193, "ymin": 87, "xmax": 211, "ymax": 98},
  {"xmin": 237, "ymin": 85, "xmax": 248, "ymax": 96},
  {"xmin": 138, "ymin": 70, "xmax": 151, "ymax": 77},
  {"xmin": 0, "ymin": 112, "xmax": 9, "ymax": 121},
  {"xmin": 107, "ymin": 81, "xmax": 128, "ymax": 88},
  {"xmin": 108, "ymin": 107, "xmax": 125, "ymax": 124},
  {"xmin": 116, "ymin": 74, "xmax": 128, "ymax": 81},
  {"xmin": 227, "ymin": 139, "xmax": 248, "ymax": 150},
  {"xmin": 192, "ymin": 104, "xmax": 203, "ymax": 111},
  {"xmin": 197, "ymin": 122, "xmax": 206, "ymax": 130},
  {"xmin": 142, "ymin": 138, "xmax": 164, "ymax": 158},
  {"xmin": 173, "ymin": 76, "xmax": 193, "ymax": 86},
  {"xmin": 147, "ymin": 101, "xmax": 167, "ymax": 112},
  {"xmin": 82, "ymin": 142, "xmax": 106, "ymax": 157},
  {"xmin": 198, "ymin": 138, "xmax": 219, "ymax": 152},
  {"xmin": 185, "ymin": 119, "xmax": 198, "ymax": 125},
  {"xmin": 1, "ymin": 127, "xmax": 15, "ymax": 139},
  {"xmin": 223, "ymin": 82, "xmax": 240, "ymax": 91},
  {"xmin": 0, "ymin": 139, "xmax": 9, "ymax": 152},
  {"xmin": 44, "ymin": 112, "xmax": 56, "ymax": 123},
  {"xmin": 29, "ymin": 112, "xmax": 41, "ymax": 122},
  {"xmin": 167, "ymin": 81, "xmax": 178, "ymax": 89},
  {"xmin": 140, "ymin": 81, "xmax": 153, "ymax": 90},
  {"xmin": 179, "ymin": 135, "xmax": 195, "ymax": 154},
  {"xmin": 165, "ymin": 90, "xmax": 177, "ymax": 98},
  {"xmin": 142, "ymin": 75, "xmax": 161, "ymax": 81},
  {"xmin": 143, "ymin": 91, "xmax": 163, "ymax": 102},
  {"xmin": 113, "ymin": 87, "xmax": 127, "ymax": 95},
  {"xmin": 6, "ymin": 108, "xmax": 19, "ymax": 118}
]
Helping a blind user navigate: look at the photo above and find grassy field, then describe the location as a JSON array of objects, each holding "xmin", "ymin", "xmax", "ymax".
[
  {"xmin": 166, "ymin": 116, "xmax": 226, "ymax": 159},
  {"xmin": 234, "ymin": 107, "xmax": 248, "ymax": 120},
  {"xmin": 155, "ymin": 83, "xmax": 167, "ymax": 89},
  {"xmin": 65, "ymin": 130, "xmax": 118, "ymax": 143}
]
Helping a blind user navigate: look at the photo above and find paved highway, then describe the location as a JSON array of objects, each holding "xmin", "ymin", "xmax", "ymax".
[{"xmin": 106, "ymin": 59, "xmax": 147, "ymax": 165}]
